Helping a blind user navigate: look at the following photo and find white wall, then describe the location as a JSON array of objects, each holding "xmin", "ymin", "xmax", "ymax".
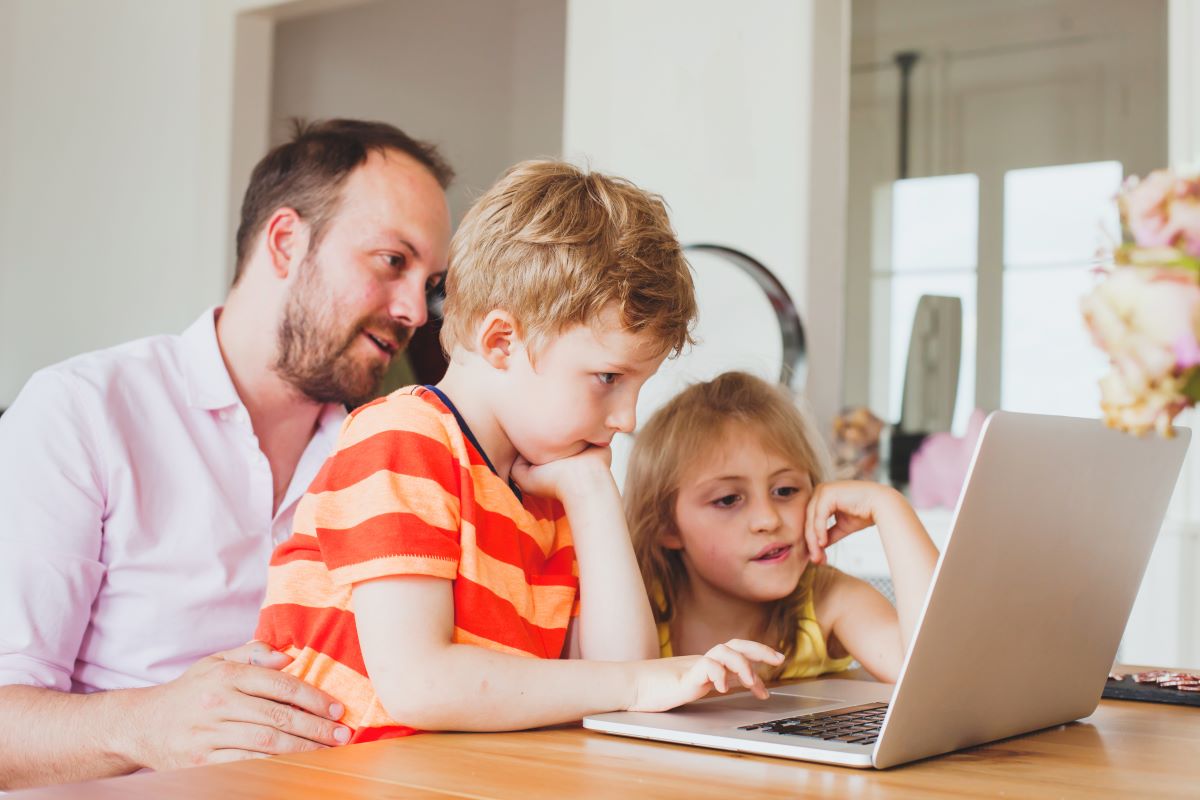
[
  {"xmin": 0, "ymin": 0, "xmax": 249, "ymax": 407},
  {"xmin": 271, "ymin": 0, "xmax": 566, "ymax": 226},
  {"xmin": 0, "ymin": 0, "xmax": 563, "ymax": 408},
  {"xmin": 561, "ymin": 0, "xmax": 849, "ymax": 433}
]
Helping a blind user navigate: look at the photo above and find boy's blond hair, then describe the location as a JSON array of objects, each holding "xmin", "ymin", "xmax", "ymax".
[
  {"xmin": 625, "ymin": 371, "xmax": 834, "ymax": 679},
  {"xmin": 440, "ymin": 160, "xmax": 696, "ymax": 357}
]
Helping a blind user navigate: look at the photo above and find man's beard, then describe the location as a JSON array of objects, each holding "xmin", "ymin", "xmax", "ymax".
[{"xmin": 274, "ymin": 254, "xmax": 413, "ymax": 407}]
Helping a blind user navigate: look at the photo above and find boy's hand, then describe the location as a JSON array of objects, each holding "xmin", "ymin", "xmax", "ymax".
[
  {"xmin": 628, "ymin": 640, "xmax": 785, "ymax": 712},
  {"xmin": 805, "ymin": 481, "xmax": 905, "ymax": 564},
  {"xmin": 511, "ymin": 445, "xmax": 614, "ymax": 503}
]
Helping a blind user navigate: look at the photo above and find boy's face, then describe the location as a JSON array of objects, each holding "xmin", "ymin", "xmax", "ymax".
[
  {"xmin": 497, "ymin": 305, "xmax": 667, "ymax": 465},
  {"xmin": 670, "ymin": 425, "xmax": 814, "ymax": 604}
]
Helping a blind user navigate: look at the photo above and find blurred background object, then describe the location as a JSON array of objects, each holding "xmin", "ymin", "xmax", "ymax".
[{"xmin": 832, "ymin": 406, "xmax": 885, "ymax": 481}]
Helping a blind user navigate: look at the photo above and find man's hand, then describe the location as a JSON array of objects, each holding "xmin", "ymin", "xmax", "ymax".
[{"xmin": 127, "ymin": 641, "xmax": 351, "ymax": 769}]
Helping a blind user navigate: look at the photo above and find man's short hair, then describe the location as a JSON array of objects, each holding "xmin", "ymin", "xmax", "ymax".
[
  {"xmin": 233, "ymin": 118, "xmax": 454, "ymax": 282},
  {"xmin": 440, "ymin": 160, "xmax": 696, "ymax": 358}
]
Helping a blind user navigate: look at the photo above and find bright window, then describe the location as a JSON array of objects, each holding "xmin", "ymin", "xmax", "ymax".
[
  {"xmin": 871, "ymin": 174, "xmax": 978, "ymax": 433},
  {"xmin": 1000, "ymin": 161, "xmax": 1122, "ymax": 416}
]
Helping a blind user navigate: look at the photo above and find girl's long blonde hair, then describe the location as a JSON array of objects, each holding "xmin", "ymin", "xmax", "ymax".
[{"xmin": 625, "ymin": 371, "xmax": 834, "ymax": 678}]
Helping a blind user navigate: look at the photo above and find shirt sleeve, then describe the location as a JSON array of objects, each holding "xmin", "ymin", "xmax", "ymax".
[
  {"xmin": 0, "ymin": 370, "xmax": 107, "ymax": 690},
  {"xmin": 294, "ymin": 396, "xmax": 464, "ymax": 587}
]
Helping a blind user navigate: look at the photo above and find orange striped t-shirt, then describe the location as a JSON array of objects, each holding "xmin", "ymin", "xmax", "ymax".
[{"xmin": 255, "ymin": 385, "xmax": 578, "ymax": 742}]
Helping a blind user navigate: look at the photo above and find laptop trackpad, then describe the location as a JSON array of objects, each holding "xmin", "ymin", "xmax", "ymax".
[{"xmin": 670, "ymin": 691, "xmax": 843, "ymax": 726}]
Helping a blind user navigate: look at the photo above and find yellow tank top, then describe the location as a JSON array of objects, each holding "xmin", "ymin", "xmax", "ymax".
[{"xmin": 656, "ymin": 569, "xmax": 854, "ymax": 679}]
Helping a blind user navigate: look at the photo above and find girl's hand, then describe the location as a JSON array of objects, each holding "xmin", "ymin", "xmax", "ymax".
[
  {"xmin": 805, "ymin": 481, "xmax": 904, "ymax": 564},
  {"xmin": 628, "ymin": 640, "xmax": 785, "ymax": 712},
  {"xmin": 511, "ymin": 446, "xmax": 614, "ymax": 503}
]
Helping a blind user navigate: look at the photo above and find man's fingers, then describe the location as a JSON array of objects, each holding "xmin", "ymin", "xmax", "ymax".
[
  {"xmin": 215, "ymin": 641, "xmax": 291, "ymax": 669},
  {"xmin": 244, "ymin": 696, "xmax": 352, "ymax": 746},
  {"xmin": 216, "ymin": 722, "xmax": 328, "ymax": 757},
  {"xmin": 228, "ymin": 663, "xmax": 344, "ymax": 721}
]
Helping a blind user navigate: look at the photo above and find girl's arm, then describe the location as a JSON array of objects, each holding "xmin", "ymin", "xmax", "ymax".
[
  {"xmin": 353, "ymin": 575, "xmax": 782, "ymax": 731},
  {"xmin": 805, "ymin": 482, "xmax": 939, "ymax": 682}
]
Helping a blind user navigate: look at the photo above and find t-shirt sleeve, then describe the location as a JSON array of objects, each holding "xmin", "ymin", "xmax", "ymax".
[{"xmin": 293, "ymin": 395, "xmax": 463, "ymax": 587}]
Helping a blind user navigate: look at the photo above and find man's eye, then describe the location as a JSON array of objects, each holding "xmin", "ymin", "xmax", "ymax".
[
  {"xmin": 597, "ymin": 372, "xmax": 617, "ymax": 385},
  {"xmin": 425, "ymin": 273, "xmax": 446, "ymax": 293},
  {"xmin": 384, "ymin": 253, "xmax": 407, "ymax": 270},
  {"xmin": 713, "ymin": 494, "xmax": 740, "ymax": 508}
]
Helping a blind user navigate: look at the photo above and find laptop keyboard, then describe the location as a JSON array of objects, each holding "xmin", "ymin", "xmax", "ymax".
[{"xmin": 738, "ymin": 701, "xmax": 888, "ymax": 746}]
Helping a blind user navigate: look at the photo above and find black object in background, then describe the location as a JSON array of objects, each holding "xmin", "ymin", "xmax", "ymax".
[
  {"xmin": 887, "ymin": 430, "xmax": 928, "ymax": 487},
  {"xmin": 1103, "ymin": 677, "xmax": 1200, "ymax": 707}
]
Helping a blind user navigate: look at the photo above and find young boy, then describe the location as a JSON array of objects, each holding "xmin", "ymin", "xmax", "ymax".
[{"xmin": 255, "ymin": 160, "xmax": 783, "ymax": 743}]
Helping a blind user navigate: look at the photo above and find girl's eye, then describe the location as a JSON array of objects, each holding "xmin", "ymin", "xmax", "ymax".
[
  {"xmin": 774, "ymin": 486, "xmax": 801, "ymax": 499},
  {"xmin": 713, "ymin": 494, "xmax": 741, "ymax": 508},
  {"xmin": 597, "ymin": 372, "xmax": 617, "ymax": 386}
]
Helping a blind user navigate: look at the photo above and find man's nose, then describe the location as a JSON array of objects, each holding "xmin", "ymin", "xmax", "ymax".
[{"xmin": 389, "ymin": 277, "xmax": 428, "ymax": 329}]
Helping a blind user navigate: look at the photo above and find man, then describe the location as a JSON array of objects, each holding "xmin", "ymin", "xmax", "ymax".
[{"xmin": 0, "ymin": 119, "xmax": 453, "ymax": 788}]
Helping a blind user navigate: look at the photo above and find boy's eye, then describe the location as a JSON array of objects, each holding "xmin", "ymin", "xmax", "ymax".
[
  {"xmin": 597, "ymin": 372, "xmax": 618, "ymax": 385},
  {"xmin": 712, "ymin": 494, "xmax": 741, "ymax": 508}
]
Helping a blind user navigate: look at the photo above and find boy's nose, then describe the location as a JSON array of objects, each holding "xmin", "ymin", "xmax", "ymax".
[{"xmin": 607, "ymin": 399, "xmax": 637, "ymax": 434}]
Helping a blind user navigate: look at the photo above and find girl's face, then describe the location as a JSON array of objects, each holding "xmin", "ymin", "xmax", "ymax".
[{"xmin": 669, "ymin": 426, "xmax": 814, "ymax": 605}]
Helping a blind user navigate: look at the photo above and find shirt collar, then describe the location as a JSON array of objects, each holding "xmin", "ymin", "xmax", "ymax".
[
  {"xmin": 181, "ymin": 306, "xmax": 241, "ymax": 412},
  {"xmin": 179, "ymin": 307, "xmax": 348, "ymax": 437}
]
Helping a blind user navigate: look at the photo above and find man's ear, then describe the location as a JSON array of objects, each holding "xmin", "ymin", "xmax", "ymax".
[
  {"xmin": 264, "ymin": 207, "xmax": 309, "ymax": 279},
  {"xmin": 477, "ymin": 310, "xmax": 520, "ymax": 369}
]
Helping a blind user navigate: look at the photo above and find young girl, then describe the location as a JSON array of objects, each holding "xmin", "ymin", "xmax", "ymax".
[{"xmin": 627, "ymin": 372, "xmax": 939, "ymax": 683}]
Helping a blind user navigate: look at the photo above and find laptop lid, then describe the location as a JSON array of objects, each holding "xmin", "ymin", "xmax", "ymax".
[{"xmin": 873, "ymin": 411, "xmax": 1189, "ymax": 767}]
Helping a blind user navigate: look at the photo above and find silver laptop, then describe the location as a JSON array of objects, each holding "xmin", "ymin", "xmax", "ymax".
[{"xmin": 585, "ymin": 411, "xmax": 1190, "ymax": 768}]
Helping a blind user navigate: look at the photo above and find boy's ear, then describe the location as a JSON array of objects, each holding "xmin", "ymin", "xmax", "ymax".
[{"xmin": 477, "ymin": 310, "xmax": 519, "ymax": 369}]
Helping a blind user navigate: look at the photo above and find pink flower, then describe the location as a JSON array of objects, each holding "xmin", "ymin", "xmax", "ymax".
[
  {"xmin": 1121, "ymin": 171, "xmax": 1177, "ymax": 248},
  {"xmin": 1085, "ymin": 168, "xmax": 1200, "ymax": 436},
  {"xmin": 1119, "ymin": 171, "xmax": 1200, "ymax": 256},
  {"xmin": 1165, "ymin": 197, "xmax": 1200, "ymax": 258},
  {"xmin": 1083, "ymin": 267, "xmax": 1200, "ymax": 375},
  {"xmin": 1083, "ymin": 265, "xmax": 1200, "ymax": 435},
  {"xmin": 1174, "ymin": 331, "xmax": 1200, "ymax": 371}
]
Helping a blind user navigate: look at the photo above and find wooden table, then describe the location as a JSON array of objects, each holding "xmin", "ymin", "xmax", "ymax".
[{"xmin": 16, "ymin": 671, "xmax": 1200, "ymax": 799}]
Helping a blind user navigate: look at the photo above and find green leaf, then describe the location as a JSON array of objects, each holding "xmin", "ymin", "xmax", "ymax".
[{"xmin": 1181, "ymin": 368, "xmax": 1200, "ymax": 403}]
